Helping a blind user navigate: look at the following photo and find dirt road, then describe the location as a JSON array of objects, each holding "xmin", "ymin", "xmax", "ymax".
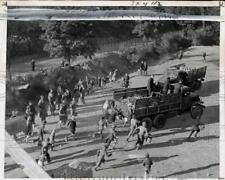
[{"xmin": 5, "ymin": 46, "xmax": 219, "ymax": 178}]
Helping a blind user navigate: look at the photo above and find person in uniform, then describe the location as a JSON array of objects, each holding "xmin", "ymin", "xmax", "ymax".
[
  {"xmin": 56, "ymin": 85, "xmax": 63, "ymax": 110},
  {"xmin": 31, "ymin": 59, "xmax": 35, "ymax": 71},
  {"xmin": 123, "ymin": 73, "xmax": 130, "ymax": 88},
  {"xmin": 65, "ymin": 119, "xmax": 77, "ymax": 142},
  {"xmin": 142, "ymin": 153, "xmax": 153, "ymax": 178},
  {"xmin": 58, "ymin": 102, "xmax": 68, "ymax": 127},
  {"xmin": 98, "ymin": 117, "xmax": 106, "ymax": 139},
  {"xmin": 38, "ymin": 95, "xmax": 48, "ymax": 128},
  {"xmin": 105, "ymin": 124, "xmax": 118, "ymax": 150},
  {"xmin": 188, "ymin": 115, "xmax": 204, "ymax": 139},
  {"xmin": 112, "ymin": 69, "xmax": 118, "ymax": 82},
  {"xmin": 41, "ymin": 138, "xmax": 51, "ymax": 163},
  {"xmin": 140, "ymin": 61, "xmax": 145, "ymax": 75},
  {"xmin": 95, "ymin": 143, "xmax": 111, "ymax": 171},
  {"xmin": 173, "ymin": 80, "xmax": 183, "ymax": 94},
  {"xmin": 37, "ymin": 124, "xmax": 44, "ymax": 146},
  {"xmin": 147, "ymin": 77, "xmax": 155, "ymax": 97},
  {"xmin": 25, "ymin": 100, "xmax": 36, "ymax": 142},
  {"xmin": 49, "ymin": 129, "xmax": 56, "ymax": 151},
  {"xmin": 144, "ymin": 62, "xmax": 148, "ymax": 75},
  {"xmin": 136, "ymin": 121, "xmax": 149, "ymax": 150},
  {"xmin": 70, "ymin": 97, "xmax": 77, "ymax": 118},
  {"xmin": 203, "ymin": 52, "xmax": 207, "ymax": 62},
  {"xmin": 163, "ymin": 77, "xmax": 171, "ymax": 95},
  {"xmin": 48, "ymin": 89, "xmax": 56, "ymax": 115},
  {"xmin": 126, "ymin": 114, "xmax": 138, "ymax": 142}
]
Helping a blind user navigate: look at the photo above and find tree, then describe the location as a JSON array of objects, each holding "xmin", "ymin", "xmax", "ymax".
[{"xmin": 41, "ymin": 21, "xmax": 98, "ymax": 65}]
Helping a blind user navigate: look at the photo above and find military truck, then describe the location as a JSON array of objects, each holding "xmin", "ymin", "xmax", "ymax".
[{"xmin": 114, "ymin": 88, "xmax": 205, "ymax": 130}]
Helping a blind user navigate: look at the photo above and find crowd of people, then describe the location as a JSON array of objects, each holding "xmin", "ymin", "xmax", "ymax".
[{"xmin": 21, "ymin": 58, "xmax": 205, "ymax": 177}]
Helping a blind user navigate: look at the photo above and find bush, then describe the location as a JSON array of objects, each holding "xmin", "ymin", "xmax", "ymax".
[{"xmin": 167, "ymin": 34, "xmax": 192, "ymax": 53}]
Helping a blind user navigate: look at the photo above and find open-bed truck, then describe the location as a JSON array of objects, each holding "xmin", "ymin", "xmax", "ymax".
[{"xmin": 114, "ymin": 88, "xmax": 204, "ymax": 130}]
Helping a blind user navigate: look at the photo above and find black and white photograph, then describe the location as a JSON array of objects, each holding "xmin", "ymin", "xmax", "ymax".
[{"xmin": 3, "ymin": 5, "xmax": 221, "ymax": 178}]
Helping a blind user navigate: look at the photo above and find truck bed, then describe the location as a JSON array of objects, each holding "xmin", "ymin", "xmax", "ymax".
[
  {"xmin": 134, "ymin": 93, "xmax": 182, "ymax": 119},
  {"xmin": 113, "ymin": 86, "xmax": 148, "ymax": 101}
]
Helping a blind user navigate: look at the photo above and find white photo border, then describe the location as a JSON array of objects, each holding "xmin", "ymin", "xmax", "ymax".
[{"xmin": 0, "ymin": 1, "xmax": 224, "ymax": 179}]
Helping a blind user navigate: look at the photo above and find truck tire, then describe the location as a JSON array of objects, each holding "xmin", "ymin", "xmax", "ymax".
[
  {"xmin": 142, "ymin": 117, "xmax": 153, "ymax": 131},
  {"xmin": 190, "ymin": 104, "xmax": 204, "ymax": 119},
  {"xmin": 153, "ymin": 114, "xmax": 166, "ymax": 129}
]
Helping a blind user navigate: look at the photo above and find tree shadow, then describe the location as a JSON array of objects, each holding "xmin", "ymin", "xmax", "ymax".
[
  {"xmin": 159, "ymin": 105, "xmax": 219, "ymax": 131},
  {"xmin": 75, "ymin": 138, "xmax": 104, "ymax": 147},
  {"xmin": 52, "ymin": 149, "xmax": 98, "ymax": 164},
  {"xmin": 51, "ymin": 150, "xmax": 84, "ymax": 162},
  {"xmin": 197, "ymin": 80, "xmax": 219, "ymax": 97},
  {"xmin": 163, "ymin": 163, "xmax": 219, "ymax": 177},
  {"xmin": 101, "ymin": 155, "xmax": 178, "ymax": 171}
]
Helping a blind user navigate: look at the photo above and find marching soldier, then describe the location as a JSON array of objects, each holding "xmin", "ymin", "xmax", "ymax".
[
  {"xmin": 142, "ymin": 153, "xmax": 153, "ymax": 178},
  {"xmin": 188, "ymin": 115, "xmax": 204, "ymax": 139},
  {"xmin": 136, "ymin": 121, "xmax": 149, "ymax": 150},
  {"xmin": 58, "ymin": 101, "xmax": 68, "ymax": 127},
  {"xmin": 126, "ymin": 114, "xmax": 138, "ymax": 142},
  {"xmin": 105, "ymin": 124, "xmax": 118, "ymax": 150},
  {"xmin": 25, "ymin": 100, "xmax": 36, "ymax": 142},
  {"xmin": 95, "ymin": 143, "xmax": 112, "ymax": 171},
  {"xmin": 48, "ymin": 89, "xmax": 56, "ymax": 115},
  {"xmin": 38, "ymin": 95, "xmax": 48, "ymax": 128}
]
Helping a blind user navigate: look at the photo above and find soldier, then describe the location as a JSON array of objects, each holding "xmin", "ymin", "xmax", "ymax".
[
  {"xmin": 126, "ymin": 114, "xmax": 138, "ymax": 142},
  {"xmin": 173, "ymin": 80, "xmax": 183, "ymax": 94},
  {"xmin": 31, "ymin": 59, "xmax": 35, "ymax": 71},
  {"xmin": 188, "ymin": 115, "xmax": 204, "ymax": 139},
  {"xmin": 142, "ymin": 153, "xmax": 153, "ymax": 178},
  {"xmin": 95, "ymin": 143, "xmax": 111, "ymax": 171},
  {"xmin": 56, "ymin": 85, "xmax": 63, "ymax": 110},
  {"xmin": 98, "ymin": 117, "xmax": 106, "ymax": 139},
  {"xmin": 48, "ymin": 89, "xmax": 55, "ymax": 115},
  {"xmin": 144, "ymin": 62, "xmax": 148, "ymax": 75},
  {"xmin": 203, "ymin": 52, "xmax": 207, "ymax": 62},
  {"xmin": 41, "ymin": 138, "xmax": 51, "ymax": 164},
  {"xmin": 140, "ymin": 61, "xmax": 145, "ymax": 75},
  {"xmin": 25, "ymin": 100, "xmax": 36, "ymax": 140},
  {"xmin": 70, "ymin": 97, "xmax": 77, "ymax": 118},
  {"xmin": 65, "ymin": 119, "xmax": 77, "ymax": 142},
  {"xmin": 147, "ymin": 77, "xmax": 155, "ymax": 97},
  {"xmin": 58, "ymin": 102, "xmax": 68, "ymax": 127},
  {"xmin": 179, "ymin": 49, "xmax": 184, "ymax": 60},
  {"xmin": 123, "ymin": 73, "xmax": 130, "ymax": 88},
  {"xmin": 37, "ymin": 124, "xmax": 44, "ymax": 147},
  {"xmin": 105, "ymin": 124, "xmax": 118, "ymax": 150},
  {"xmin": 78, "ymin": 84, "xmax": 85, "ymax": 105},
  {"xmin": 62, "ymin": 89, "xmax": 71, "ymax": 106},
  {"xmin": 38, "ymin": 95, "xmax": 48, "ymax": 128},
  {"xmin": 112, "ymin": 69, "xmax": 118, "ymax": 82},
  {"xmin": 136, "ymin": 121, "xmax": 149, "ymax": 150},
  {"xmin": 49, "ymin": 129, "xmax": 56, "ymax": 151},
  {"xmin": 163, "ymin": 77, "xmax": 171, "ymax": 95}
]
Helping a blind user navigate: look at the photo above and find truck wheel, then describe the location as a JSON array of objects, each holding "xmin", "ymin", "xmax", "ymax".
[
  {"xmin": 142, "ymin": 117, "xmax": 153, "ymax": 131},
  {"xmin": 153, "ymin": 114, "xmax": 166, "ymax": 129},
  {"xmin": 190, "ymin": 104, "xmax": 204, "ymax": 119}
]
